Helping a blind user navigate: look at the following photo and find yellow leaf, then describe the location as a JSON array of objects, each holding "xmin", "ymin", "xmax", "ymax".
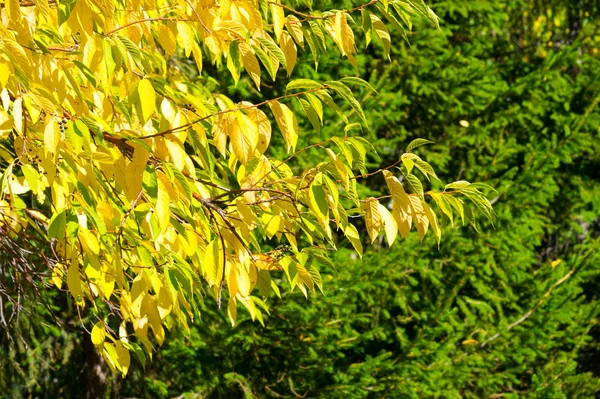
[
  {"xmin": 383, "ymin": 170, "xmax": 412, "ymax": 238},
  {"xmin": 5, "ymin": 0, "xmax": 22, "ymax": 23},
  {"xmin": 408, "ymin": 196, "xmax": 429, "ymax": 241},
  {"xmin": 157, "ymin": 24, "xmax": 177, "ymax": 56},
  {"xmin": 268, "ymin": 100, "xmax": 298, "ymax": 151},
  {"xmin": 228, "ymin": 296, "xmax": 237, "ymax": 326},
  {"xmin": 204, "ymin": 239, "xmax": 219, "ymax": 285},
  {"xmin": 370, "ymin": 13, "xmax": 391, "ymax": 59},
  {"xmin": 156, "ymin": 174, "xmax": 171, "ymax": 234},
  {"xmin": 264, "ymin": 214, "xmax": 281, "ymax": 239},
  {"xmin": 236, "ymin": 197, "xmax": 255, "ymax": 226},
  {"xmin": 177, "ymin": 21, "xmax": 196, "ymax": 57},
  {"xmin": 239, "ymin": 42, "xmax": 261, "ymax": 90},
  {"xmin": 363, "ymin": 198, "xmax": 382, "ymax": 243},
  {"xmin": 0, "ymin": 66, "xmax": 10, "ymax": 91},
  {"xmin": 148, "ymin": 299, "xmax": 165, "ymax": 345},
  {"xmin": 3, "ymin": 41, "xmax": 31, "ymax": 76},
  {"xmin": 79, "ymin": 228, "xmax": 100, "ymax": 255},
  {"xmin": 115, "ymin": 341, "xmax": 131, "ymax": 376},
  {"xmin": 67, "ymin": 260, "xmax": 82, "ymax": 301},
  {"xmin": 102, "ymin": 266, "xmax": 115, "ymax": 300},
  {"xmin": 394, "ymin": 201, "xmax": 412, "ymax": 239},
  {"xmin": 296, "ymin": 263, "xmax": 314, "ymax": 295},
  {"xmin": 76, "ymin": 0, "xmax": 93, "ymax": 37},
  {"xmin": 237, "ymin": 295, "xmax": 257, "ymax": 321},
  {"xmin": 424, "ymin": 202, "xmax": 441, "ymax": 245},
  {"xmin": 52, "ymin": 263, "xmax": 65, "ymax": 288},
  {"xmin": 248, "ymin": 107, "xmax": 271, "ymax": 154},
  {"xmin": 138, "ymin": 79, "xmax": 156, "ymax": 123},
  {"xmin": 157, "ymin": 286, "xmax": 173, "ymax": 319},
  {"xmin": 332, "ymin": 12, "xmax": 356, "ymax": 66},
  {"xmin": 212, "ymin": 115, "xmax": 230, "ymax": 156},
  {"xmin": 36, "ymin": 0, "xmax": 51, "ymax": 24},
  {"xmin": 91, "ymin": 321, "xmax": 106, "ymax": 346},
  {"xmin": 344, "ymin": 223, "xmax": 363, "ymax": 257},
  {"xmin": 280, "ymin": 31, "xmax": 297, "ymax": 76},
  {"xmin": 192, "ymin": 42, "xmax": 203, "ymax": 74},
  {"xmin": 103, "ymin": 343, "xmax": 118, "ymax": 373},
  {"xmin": 270, "ymin": 0, "xmax": 285, "ymax": 41},
  {"xmin": 235, "ymin": 262, "xmax": 252, "ymax": 297},
  {"xmin": 230, "ymin": 111, "xmax": 259, "ymax": 164},
  {"xmin": 254, "ymin": 255, "xmax": 283, "ymax": 271},
  {"xmin": 285, "ymin": 15, "xmax": 304, "ymax": 49},
  {"xmin": 379, "ymin": 203, "xmax": 398, "ymax": 246},
  {"xmin": 12, "ymin": 97, "xmax": 23, "ymax": 135},
  {"xmin": 165, "ymin": 138, "xmax": 190, "ymax": 172},
  {"xmin": 124, "ymin": 146, "xmax": 149, "ymax": 201},
  {"xmin": 308, "ymin": 178, "xmax": 329, "ymax": 228}
]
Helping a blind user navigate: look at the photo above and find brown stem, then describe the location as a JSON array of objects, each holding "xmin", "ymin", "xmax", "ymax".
[
  {"xmin": 268, "ymin": 0, "xmax": 382, "ymax": 22},
  {"xmin": 183, "ymin": 0, "xmax": 212, "ymax": 34},
  {"xmin": 134, "ymin": 86, "xmax": 328, "ymax": 141},
  {"xmin": 105, "ymin": 17, "xmax": 190, "ymax": 36}
]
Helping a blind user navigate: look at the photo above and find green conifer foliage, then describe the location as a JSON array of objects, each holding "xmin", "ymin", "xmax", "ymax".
[{"xmin": 2, "ymin": 0, "xmax": 600, "ymax": 397}]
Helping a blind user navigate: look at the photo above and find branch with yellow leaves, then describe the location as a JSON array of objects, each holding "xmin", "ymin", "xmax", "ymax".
[
  {"xmin": 133, "ymin": 86, "xmax": 329, "ymax": 141},
  {"xmin": 104, "ymin": 17, "xmax": 190, "ymax": 35},
  {"xmin": 268, "ymin": 0, "xmax": 382, "ymax": 21}
]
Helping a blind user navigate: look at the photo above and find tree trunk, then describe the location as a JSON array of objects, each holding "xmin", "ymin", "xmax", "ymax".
[{"xmin": 83, "ymin": 333, "xmax": 109, "ymax": 399}]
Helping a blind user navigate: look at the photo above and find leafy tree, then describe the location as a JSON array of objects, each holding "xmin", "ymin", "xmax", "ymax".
[
  {"xmin": 0, "ymin": 0, "xmax": 493, "ymax": 378},
  {"xmin": 109, "ymin": 0, "xmax": 599, "ymax": 397}
]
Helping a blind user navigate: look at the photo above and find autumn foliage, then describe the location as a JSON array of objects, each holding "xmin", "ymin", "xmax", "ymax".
[{"xmin": 0, "ymin": 0, "xmax": 493, "ymax": 373}]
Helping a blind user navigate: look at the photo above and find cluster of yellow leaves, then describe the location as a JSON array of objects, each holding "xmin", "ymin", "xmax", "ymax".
[{"xmin": 0, "ymin": 0, "xmax": 484, "ymax": 375}]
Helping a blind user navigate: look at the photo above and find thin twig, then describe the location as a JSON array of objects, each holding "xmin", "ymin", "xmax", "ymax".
[
  {"xmin": 268, "ymin": 0, "xmax": 381, "ymax": 22},
  {"xmin": 481, "ymin": 269, "xmax": 575, "ymax": 347},
  {"xmin": 105, "ymin": 17, "xmax": 190, "ymax": 36},
  {"xmin": 134, "ymin": 87, "xmax": 328, "ymax": 141}
]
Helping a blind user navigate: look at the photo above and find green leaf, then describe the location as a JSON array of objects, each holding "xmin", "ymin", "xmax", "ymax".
[
  {"xmin": 309, "ymin": 180, "xmax": 329, "ymax": 223},
  {"xmin": 253, "ymin": 44, "xmax": 277, "ymax": 81},
  {"xmin": 361, "ymin": 8, "xmax": 373, "ymax": 46},
  {"xmin": 325, "ymin": 80, "xmax": 368, "ymax": 127},
  {"xmin": 344, "ymin": 123, "xmax": 363, "ymax": 134},
  {"xmin": 339, "ymin": 76, "xmax": 377, "ymax": 93},
  {"xmin": 303, "ymin": 27, "xmax": 320, "ymax": 68},
  {"xmin": 315, "ymin": 90, "xmax": 348, "ymax": 123},
  {"xmin": 407, "ymin": 0, "xmax": 440, "ymax": 29},
  {"xmin": 376, "ymin": 3, "xmax": 409, "ymax": 44},
  {"xmin": 414, "ymin": 159, "xmax": 438, "ymax": 181},
  {"xmin": 256, "ymin": 35, "xmax": 287, "ymax": 68},
  {"xmin": 370, "ymin": 13, "xmax": 391, "ymax": 58},
  {"xmin": 344, "ymin": 223, "xmax": 363, "ymax": 257},
  {"xmin": 446, "ymin": 181, "xmax": 471, "ymax": 190},
  {"xmin": 117, "ymin": 35, "xmax": 144, "ymax": 68},
  {"xmin": 444, "ymin": 195, "xmax": 465, "ymax": 225},
  {"xmin": 298, "ymin": 98, "xmax": 321, "ymax": 132},
  {"xmin": 72, "ymin": 60, "xmax": 97, "ymax": 87},
  {"xmin": 392, "ymin": 3, "xmax": 413, "ymax": 31},
  {"xmin": 227, "ymin": 40, "xmax": 242, "ymax": 85},
  {"xmin": 304, "ymin": 92, "xmax": 323, "ymax": 122},
  {"xmin": 429, "ymin": 192, "xmax": 454, "ymax": 225},
  {"xmin": 48, "ymin": 210, "xmax": 67, "ymax": 239},
  {"xmin": 286, "ymin": 79, "xmax": 322, "ymax": 91},
  {"xmin": 406, "ymin": 138, "xmax": 434, "ymax": 152},
  {"xmin": 406, "ymin": 174, "xmax": 424, "ymax": 199}
]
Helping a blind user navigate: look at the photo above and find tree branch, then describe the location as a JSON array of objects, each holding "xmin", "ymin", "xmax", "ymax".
[{"xmin": 480, "ymin": 269, "xmax": 575, "ymax": 347}]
